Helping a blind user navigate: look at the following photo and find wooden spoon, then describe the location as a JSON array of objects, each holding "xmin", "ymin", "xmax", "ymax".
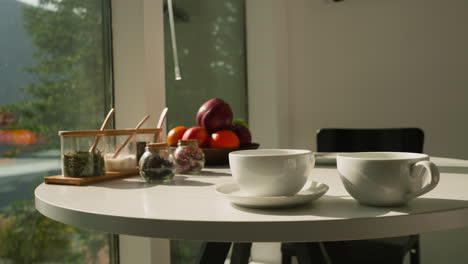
[
  {"xmin": 113, "ymin": 115, "xmax": 150, "ymax": 159},
  {"xmin": 89, "ymin": 108, "xmax": 115, "ymax": 152},
  {"xmin": 155, "ymin": 107, "xmax": 168, "ymax": 142}
]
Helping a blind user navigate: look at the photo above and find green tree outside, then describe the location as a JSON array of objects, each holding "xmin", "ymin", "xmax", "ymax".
[
  {"xmin": 0, "ymin": 0, "xmax": 113, "ymax": 263},
  {"xmin": 2, "ymin": 0, "xmax": 112, "ymax": 152}
]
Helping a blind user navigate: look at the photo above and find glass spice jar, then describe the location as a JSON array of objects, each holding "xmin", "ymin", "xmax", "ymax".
[
  {"xmin": 174, "ymin": 139, "xmax": 205, "ymax": 174},
  {"xmin": 139, "ymin": 142, "xmax": 175, "ymax": 183},
  {"xmin": 59, "ymin": 130, "xmax": 106, "ymax": 178},
  {"xmin": 103, "ymin": 129, "xmax": 137, "ymax": 173}
]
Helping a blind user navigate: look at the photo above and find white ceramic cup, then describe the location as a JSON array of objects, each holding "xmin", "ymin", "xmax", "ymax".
[
  {"xmin": 229, "ymin": 149, "xmax": 315, "ymax": 197},
  {"xmin": 337, "ymin": 152, "xmax": 440, "ymax": 206}
]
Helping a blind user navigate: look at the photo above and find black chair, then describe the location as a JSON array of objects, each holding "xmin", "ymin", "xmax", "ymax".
[
  {"xmin": 316, "ymin": 128, "xmax": 424, "ymax": 153},
  {"xmin": 281, "ymin": 128, "xmax": 424, "ymax": 264}
]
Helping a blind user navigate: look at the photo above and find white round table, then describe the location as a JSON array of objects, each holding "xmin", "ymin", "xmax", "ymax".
[{"xmin": 35, "ymin": 157, "xmax": 468, "ymax": 242}]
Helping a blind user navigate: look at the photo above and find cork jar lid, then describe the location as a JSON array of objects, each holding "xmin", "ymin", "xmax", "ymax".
[
  {"xmin": 147, "ymin": 142, "xmax": 168, "ymax": 149},
  {"xmin": 178, "ymin": 139, "xmax": 199, "ymax": 147}
]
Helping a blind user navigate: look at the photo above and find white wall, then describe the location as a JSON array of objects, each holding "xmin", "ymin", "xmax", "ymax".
[
  {"xmin": 248, "ymin": 0, "xmax": 468, "ymax": 263},
  {"xmin": 246, "ymin": 0, "xmax": 290, "ymax": 149},
  {"xmin": 286, "ymin": 0, "xmax": 468, "ymax": 160}
]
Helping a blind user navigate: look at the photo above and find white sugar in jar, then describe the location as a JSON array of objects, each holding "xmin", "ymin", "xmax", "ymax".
[{"xmin": 104, "ymin": 153, "xmax": 137, "ymax": 171}]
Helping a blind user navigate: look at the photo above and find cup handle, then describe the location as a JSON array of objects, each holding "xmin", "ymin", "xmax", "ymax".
[{"xmin": 404, "ymin": 160, "xmax": 440, "ymax": 201}]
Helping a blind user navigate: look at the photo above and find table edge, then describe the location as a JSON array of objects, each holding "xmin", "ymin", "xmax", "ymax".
[{"xmin": 35, "ymin": 187, "xmax": 468, "ymax": 242}]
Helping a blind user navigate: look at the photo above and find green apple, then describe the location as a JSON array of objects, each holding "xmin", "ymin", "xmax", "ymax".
[{"xmin": 232, "ymin": 119, "xmax": 248, "ymax": 128}]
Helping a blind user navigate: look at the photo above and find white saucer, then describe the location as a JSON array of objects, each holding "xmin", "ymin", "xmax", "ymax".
[{"xmin": 216, "ymin": 181, "xmax": 329, "ymax": 209}]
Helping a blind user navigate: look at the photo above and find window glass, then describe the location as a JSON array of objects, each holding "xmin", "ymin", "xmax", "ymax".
[
  {"xmin": 0, "ymin": 0, "xmax": 115, "ymax": 263},
  {"xmin": 164, "ymin": 0, "xmax": 247, "ymax": 130},
  {"xmin": 164, "ymin": 0, "xmax": 247, "ymax": 262}
]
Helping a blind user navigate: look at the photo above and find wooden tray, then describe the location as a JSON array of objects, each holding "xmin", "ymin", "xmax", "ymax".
[{"xmin": 44, "ymin": 169, "xmax": 139, "ymax": 186}]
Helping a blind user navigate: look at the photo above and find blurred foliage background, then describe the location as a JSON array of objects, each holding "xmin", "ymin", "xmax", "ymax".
[
  {"xmin": 1, "ymin": 0, "xmax": 112, "ymax": 154},
  {"xmin": 0, "ymin": 200, "xmax": 110, "ymax": 264},
  {"xmin": 0, "ymin": 0, "xmax": 113, "ymax": 263}
]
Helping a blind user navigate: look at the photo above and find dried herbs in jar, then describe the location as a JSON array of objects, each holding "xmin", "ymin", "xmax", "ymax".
[
  {"xmin": 63, "ymin": 151, "xmax": 105, "ymax": 177},
  {"xmin": 139, "ymin": 143, "xmax": 175, "ymax": 183}
]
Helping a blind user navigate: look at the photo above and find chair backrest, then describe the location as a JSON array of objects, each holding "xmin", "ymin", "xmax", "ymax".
[{"xmin": 316, "ymin": 128, "xmax": 424, "ymax": 153}]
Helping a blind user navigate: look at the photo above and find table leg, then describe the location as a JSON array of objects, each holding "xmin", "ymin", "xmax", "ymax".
[
  {"xmin": 231, "ymin": 243, "xmax": 252, "ymax": 264},
  {"xmin": 281, "ymin": 242, "xmax": 328, "ymax": 264},
  {"xmin": 196, "ymin": 242, "xmax": 232, "ymax": 264},
  {"xmin": 409, "ymin": 235, "xmax": 420, "ymax": 264}
]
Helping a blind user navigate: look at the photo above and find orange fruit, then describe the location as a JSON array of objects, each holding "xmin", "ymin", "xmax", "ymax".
[
  {"xmin": 209, "ymin": 130, "xmax": 240, "ymax": 148},
  {"xmin": 167, "ymin": 126, "xmax": 188, "ymax": 146}
]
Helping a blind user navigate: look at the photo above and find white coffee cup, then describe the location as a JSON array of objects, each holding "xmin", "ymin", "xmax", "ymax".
[
  {"xmin": 229, "ymin": 149, "xmax": 315, "ymax": 197},
  {"xmin": 337, "ymin": 152, "xmax": 440, "ymax": 206}
]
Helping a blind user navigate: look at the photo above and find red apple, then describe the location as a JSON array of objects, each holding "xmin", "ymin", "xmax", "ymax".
[
  {"xmin": 231, "ymin": 124, "xmax": 252, "ymax": 146},
  {"xmin": 181, "ymin": 126, "xmax": 210, "ymax": 147},
  {"xmin": 196, "ymin": 98, "xmax": 233, "ymax": 133}
]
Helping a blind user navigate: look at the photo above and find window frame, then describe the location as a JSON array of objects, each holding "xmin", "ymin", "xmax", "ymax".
[
  {"xmin": 111, "ymin": 0, "xmax": 288, "ymax": 263},
  {"xmin": 111, "ymin": 0, "xmax": 170, "ymax": 263}
]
